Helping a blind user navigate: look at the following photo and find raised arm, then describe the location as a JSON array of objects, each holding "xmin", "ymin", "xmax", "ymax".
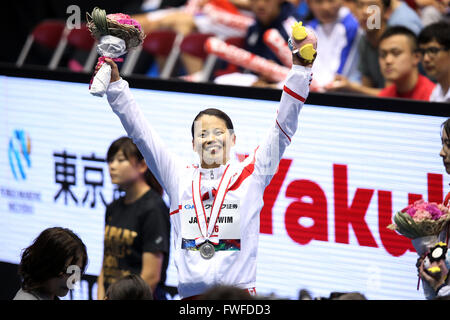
[
  {"xmin": 253, "ymin": 53, "xmax": 314, "ymax": 187},
  {"xmin": 102, "ymin": 59, "xmax": 183, "ymax": 198}
]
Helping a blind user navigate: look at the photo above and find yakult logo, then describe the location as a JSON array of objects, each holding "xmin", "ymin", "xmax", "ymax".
[{"xmin": 258, "ymin": 159, "xmax": 445, "ymax": 257}]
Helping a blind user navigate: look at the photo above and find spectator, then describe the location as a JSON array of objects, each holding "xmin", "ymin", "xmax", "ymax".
[
  {"xmin": 104, "ymin": 274, "xmax": 153, "ymax": 300},
  {"xmin": 306, "ymin": 0, "xmax": 362, "ymax": 89},
  {"xmin": 97, "ymin": 137, "xmax": 170, "ymax": 300},
  {"xmin": 387, "ymin": 0, "xmax": 423, "ymax": 35},
  {"xmin": 326, "ymin": 0, "xmax": 424, "ymax": 96},
  {"xmin": 214, "ymin": 0, "xmax": 300, "ymax": 87},
  {"xmin": 13, "ymin": 227, "xmax": 88, "ymax": 300},
  {"xmin": 245, "ymin": 0, "xmax": 299, "ymax": 64},
  {"xmin": 324, "ymin": 0, "xmax": 388, "ymax": 96},
  {"xmin": 377, "ymin": 26, "xmax": 435, "ymax": 99},
  {"xmin": 132, "ymin": 0, "xmax": 255, "ymax": 77},
  {"xmin": 417, "ymin": 21, "xmax": 450, "ymax": 102},
  {"xmin": 414, "ymin": 0, "xmax": 447, "ymax": 26}
]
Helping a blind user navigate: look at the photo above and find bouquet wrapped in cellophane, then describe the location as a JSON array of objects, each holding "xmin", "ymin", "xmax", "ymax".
[
  {"xmin": 86, "ymin": 7, "xmax": 145, "ymax": 97},
  {"xmin": 388, "ymin": 199, "xmax": 450, "ymax": 256}
]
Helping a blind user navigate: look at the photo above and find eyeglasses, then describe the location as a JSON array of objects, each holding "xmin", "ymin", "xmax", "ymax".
[{"xmin": 416, "ymin": 46, "xmax": 449, "ymax": 57}]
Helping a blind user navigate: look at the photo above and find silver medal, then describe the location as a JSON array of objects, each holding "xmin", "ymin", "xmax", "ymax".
[{"xmin": 199, "ymin": 242, "xmax": 215, "ymax": 259}]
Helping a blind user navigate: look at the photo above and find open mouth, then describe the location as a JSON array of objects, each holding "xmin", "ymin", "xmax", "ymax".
[{"xmin": 205, "ymin": 145, "xmax": 222, "ymax": 152}]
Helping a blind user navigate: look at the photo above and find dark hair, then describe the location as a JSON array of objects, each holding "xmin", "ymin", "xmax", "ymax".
[
  {"xmin": 418, "ymin": 21, "xmax": 450, "ymax": 49},
  {"xmin": 442, "ymin": 118, "xmax": 450, "ymax": 139},
  {"xmin": 191, "ymin": 108, "xmax": 234, "ymax": 139},
  {"xmin": 380, "ymin": 26, "xmax": 417, "ymax": 51},
  {"xmin": 329, "ymin": 291, "xmax": 367, "ymax": 300},
  {"xmin": 199, "ymin": 285, "xmax": 254, "ymax": 300},
  {"xmin": 107, "ymin": 136, "xmax": 163, "ymax": 195},
  {"xmin": 105, "ymin": 274, "xmax": 153, "ymax": 300},
  {"xmin": 18, "ymin": 227, "xmax": 88, "ymax": 292}
]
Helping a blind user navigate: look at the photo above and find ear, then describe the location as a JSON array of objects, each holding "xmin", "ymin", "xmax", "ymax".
[
  {"xmin": 231, "ymin": 133, "xmax": 236, "ymax": 147},
  {"xmin": 137, "ymin": 159, "xmax": 148, "ymax": 175},
  {"xmin": 412, "ymin": 49, "xmax": 421, "ymax": 66}
]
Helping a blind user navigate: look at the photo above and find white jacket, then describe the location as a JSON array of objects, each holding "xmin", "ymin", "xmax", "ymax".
[{"xmin": 106, "ymin": 65, "xmax": 312, "ymax": 299}]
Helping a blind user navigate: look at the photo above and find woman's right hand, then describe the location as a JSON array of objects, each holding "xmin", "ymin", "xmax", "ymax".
[
  {"xmin": 292, "ymin": 52, "xmax": 316, "ymax": 68},
  {"xmin": 94, "ymin": 58, "xmax": 121, "ymax": 83}
]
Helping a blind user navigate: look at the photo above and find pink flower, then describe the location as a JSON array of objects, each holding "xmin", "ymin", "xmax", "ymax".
[
  {"xmin": 406, "ymin": 207, "xmax": 417, "ymax": 217},
  {"xmin": 402, "ymin": 199, "xmax": 448, "ymax": 221},
  {"xmin": 401, "ymin": 203, "xmax": 413, "ymax": 214},
  {"xmin": 412, "ymin": 209, "xmax": 432, "ymax": 221},
  {"xmin": 415, "ymin": 199, "xmax": 428, "ymax": 211},
  {"xmin": 107, "ymin": 13, "xmax": 142, "ymax": 31}
]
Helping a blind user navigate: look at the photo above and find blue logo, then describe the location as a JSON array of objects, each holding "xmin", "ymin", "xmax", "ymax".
[
  {"xmin": 8, "ymin": 129, "xmax": 31, "ymax": 180},
  {"xmin": 184, "ymin": 204, "xmax": 194, "ymax": 210}
]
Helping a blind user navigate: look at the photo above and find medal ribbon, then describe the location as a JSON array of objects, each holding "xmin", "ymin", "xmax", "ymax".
[{"xmin": 192, "ymin": 164, "xmax": 234, "ymax": 246}]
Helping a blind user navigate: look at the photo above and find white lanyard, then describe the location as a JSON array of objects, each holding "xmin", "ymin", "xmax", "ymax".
[{"xmin": 191, "ymin": 164, "xmax": 234, "ymax": 246}]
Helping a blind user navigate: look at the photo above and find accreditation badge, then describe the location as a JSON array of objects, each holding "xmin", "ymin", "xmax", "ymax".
[{"xmin": 180, "ymin": 199, "xmax": 241, "ymax": 252}]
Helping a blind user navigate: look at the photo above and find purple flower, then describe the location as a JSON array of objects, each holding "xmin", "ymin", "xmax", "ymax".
[
  {"xmin": 426, "ymin": 204, "xmax": 444, "ymax": 220},
  {"xmin": 406, "ymin": 207, "xmax": 417, "ymax": 217}
]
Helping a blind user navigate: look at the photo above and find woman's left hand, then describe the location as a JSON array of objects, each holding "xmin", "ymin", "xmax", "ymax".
[{"xmin": 419, "ymin": 258, "xmax": 449, "ymax": 292}]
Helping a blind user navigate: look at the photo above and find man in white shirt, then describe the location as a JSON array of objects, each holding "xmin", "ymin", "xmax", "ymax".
[{"xmin": 417, "ymin": 21, "xmax": 450, "ymax": 102}]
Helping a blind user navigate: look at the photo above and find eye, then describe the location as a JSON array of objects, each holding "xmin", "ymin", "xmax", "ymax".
[
  {"xmin": 444, "ymin": 140, "xmax": 450, "ymax": 148},
  {"xmin": 429, "ymin": 47, "xmax": 440, "ymax": 54}
]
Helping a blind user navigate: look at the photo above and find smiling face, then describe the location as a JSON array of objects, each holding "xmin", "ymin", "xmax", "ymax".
[
  {"xmin": 441, "ymin": 126, "xmax": 450, "ymax": 175},
  {"xmin": 379, "ymin": 34, "xmax": 420, "ymax": 83},
  {"xmin": 192, "ymin": 115, "xmax": 236, "ymax": 168}
]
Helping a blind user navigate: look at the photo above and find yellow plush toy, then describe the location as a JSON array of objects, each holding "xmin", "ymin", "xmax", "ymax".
[{"xmin": 288, "ymin": 21, "xmax": 317, "ymax": 62}]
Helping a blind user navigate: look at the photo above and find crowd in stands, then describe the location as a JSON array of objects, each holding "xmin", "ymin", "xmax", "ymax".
[
  {"xmin": 16, "ymin": 0, "xmax": 450, "ymax": 102},
  {"xmin": 123, "ymin": 0, "xmax": 449, "ymax": 102}
]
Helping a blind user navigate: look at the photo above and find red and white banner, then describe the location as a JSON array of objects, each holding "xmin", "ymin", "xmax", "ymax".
[
  {"xmin": 263, "ymin": 28, "xmax": 292, "ymax": 68},
  {"xmin": 202, "ymin": 2, "xmax": 254, "ymax": 31},
  {"xmin": 205, "ymin": 36, "xmax": 289, "ymax": 82}
]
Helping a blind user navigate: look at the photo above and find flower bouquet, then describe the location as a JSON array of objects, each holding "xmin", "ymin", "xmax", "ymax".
[
  {"xmin": 86, "ymin": 7, "xmax": 145, "ymax": 97},
  {"xmin": 388, "ymin": 199, "xmax": 450, "ymax": 256}
]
